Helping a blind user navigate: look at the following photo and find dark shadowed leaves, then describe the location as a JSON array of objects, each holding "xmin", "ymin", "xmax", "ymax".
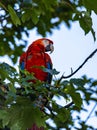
[{"xmin": 83, "ymin": 0, "xmax": 97, "ymax": 14}]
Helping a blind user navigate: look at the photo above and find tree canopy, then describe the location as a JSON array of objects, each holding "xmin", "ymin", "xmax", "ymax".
[{"xmin": 0, "ymin": 0, "xmax": 97, "ymax": 130}]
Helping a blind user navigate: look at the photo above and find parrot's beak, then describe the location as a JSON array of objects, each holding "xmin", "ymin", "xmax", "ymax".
[
  {"xmin": 45, "ymin": 43, "xmax": 54, "ymax": 53},
  {"xmin": 42, "ymin": 39, "xmax": 54, "ymax": 53},
  {"xmin": 50, "ymin": 44, "xmax": 54, "ymax": 54}
]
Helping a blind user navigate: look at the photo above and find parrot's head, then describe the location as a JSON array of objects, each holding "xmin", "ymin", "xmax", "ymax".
[
  {"xmin": 29, "ymin": 38, "xmax": 54, "ymax": 53},
  {"xmin": 42, "ymin": 38, "xmax": 54, "ymax": 53}
]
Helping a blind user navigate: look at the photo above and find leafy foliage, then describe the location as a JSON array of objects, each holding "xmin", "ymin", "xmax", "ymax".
[
  {"xmin": 0, "ymin": 0, "xmax": 97, "ymax": 130},
  {"xmin": 0, "ymin": 97, "xmax": 45, "ymax": 130},
  {"xmin": 0, "ymin": 63, "xmax": 97, "ymax": 129}
]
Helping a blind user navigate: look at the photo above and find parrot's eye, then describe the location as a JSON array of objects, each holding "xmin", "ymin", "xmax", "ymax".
[{"xmin": 43, "ymin": 40, "xmax": 49, "ymax": 46}]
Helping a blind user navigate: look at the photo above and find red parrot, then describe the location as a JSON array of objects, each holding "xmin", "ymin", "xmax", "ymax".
[
  {"xmin": 19, "ymin": 38, "xmax": 54, "ymax": 83},
  {"xmin": 19, "ymin": 38, "xmax": 54, "ymax": 130}
]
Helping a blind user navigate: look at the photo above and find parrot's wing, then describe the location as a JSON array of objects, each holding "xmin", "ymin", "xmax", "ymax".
[
  {"xmin": 46, "ymin": 60, "xmax": 52, "ymax": 84},
  {"xmin": 19, "ymin": 52, "xmax": 26, "ymax": 70},
  {"xmin": 20, "ymin": 61, "xmax": 25, "ymax": 70}
]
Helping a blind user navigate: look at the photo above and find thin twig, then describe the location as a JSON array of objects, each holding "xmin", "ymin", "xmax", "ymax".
[
  {"xmin": 64, "ymin": 101, "xmax": 74, "ymax": 108},
  {"xmin": 84, "ymin": 102, "xmax": 97, "ymax": 123},
  {"xmin": 58, "ymin": 49, "xmax": 97, "ymax": 84}
]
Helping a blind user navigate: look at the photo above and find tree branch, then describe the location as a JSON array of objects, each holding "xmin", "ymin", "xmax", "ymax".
[
  {"xmin": 64, "ymin": 101, "xmax": 74, "ymax": 108},
  {"xmin": 58, "ymin": 48, "xmax": 97, "ymax": 84}
]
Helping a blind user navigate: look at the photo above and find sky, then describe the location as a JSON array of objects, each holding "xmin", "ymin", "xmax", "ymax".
[{"xmin": 1, "ymin": 12, "xmax": 97, "ymax": 129}]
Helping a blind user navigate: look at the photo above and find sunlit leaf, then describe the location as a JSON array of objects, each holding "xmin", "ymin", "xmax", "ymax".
[
  {"xmin": 31, "ymin": 9, "xmax": 40, "ymax": 25},
  {"xmin": 8, "ymin": 5, "xmax": 21, "ymax": 26},
  {"xmin": 71, "ymin": 92, "xmax": 82, "ymax": 109},
  {"xmin": 64, "ymin": 84, "xmax": 82, "ymax": 109}
]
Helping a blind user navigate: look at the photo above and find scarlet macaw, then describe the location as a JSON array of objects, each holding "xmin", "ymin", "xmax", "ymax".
[
  {"xmin": 19, "ymin": 38, "xmax": 54, "ymax": 130},
  {"xmin": 19, "ymin": 38, "xmax": 54, "ymax": 83}
]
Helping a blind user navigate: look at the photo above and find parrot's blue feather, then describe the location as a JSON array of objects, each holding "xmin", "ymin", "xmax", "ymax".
[
  {"xmin": 20, "ymin": 61, "xmax": 25, "ymax": 70},
  {"xmin": 46, "ymin": 62, "xmax": 52, "ymax": 84}
]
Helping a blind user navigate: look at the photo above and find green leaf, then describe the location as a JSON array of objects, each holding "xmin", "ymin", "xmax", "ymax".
[
  {"xmin": 91, "ymin": 28, "xmax": 96, "ymax": 41},
  {"xmin": 22, "ymin": 9, "xmax": 40, "ymax": 24},
  {"xmin": 79, "ymin": 11, "xmax": 96, "ymax": 41},
  {"xmin": 92, "ymin": 80, "xmax": 97, "ymax": 86},
  {"xmin": 70, "ymin": 78, "xmax": 85, "ymax": 86},
  {"xmin": 71, "ymin": 92, "xmax": 82, "ymax": 109},
  {"xmin": 42, "ymin": 0, "xmax": 57, "ymax": 10},
  {"xmin": 8, "ymin": 5, "xmax": 21, "ymax": 26},
  {"xmin": 64, "ymin": 84, "xmax": 82, "ymax": 109},
  {"xmin": 0, "ymin": 110, "xmax": 10, "ymax": 127},
  {"xmin": 31, "ymin": 9, "xmax": 40, "ymax": 25},
  {"xmin": 0, "ymin": 62, "xmax": 17, "ymax": 82},
  {"xmin": 8, "ymin": 83, "xmax": 16, "ymax": 93},
  {"xmin": 5, "ymin": 97, "xmax": 46, "ymax": 130},
  {"xmin": 52, "ymin": 101, "xmax": 70, "ymax": 123},
  {"xmin": 83, "ymin": 0, "xmax": 97, "ymax": 14},
  {"xmin": 79, "ymin": 12, "xmax": 92, "ymax": 34},
  {"xmin": 21, "ymin": 10, "xmax": 31, "ymax": 23},
  {"xmin": 43, "ymin": 68, "xmax": 60, "ymax": 75},
  {"xmin": 10, "ymin": 106, "xmax": 45, "ymax": 130},
  {"xmin": 57, "ymin": 108, "xmax": 70, "ymax": 122}
]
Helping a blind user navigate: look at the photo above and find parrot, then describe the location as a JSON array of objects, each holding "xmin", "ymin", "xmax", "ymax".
[
  {"xmin": 19, "ymin": 38, "xmax": 54, "ymax": 130},
  {"xmin": 19, "ymin": 38, "xmax": 54, "ymax": 83}
]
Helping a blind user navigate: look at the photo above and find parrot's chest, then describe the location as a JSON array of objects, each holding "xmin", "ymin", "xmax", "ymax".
[
  {"xmin": 26, "ymin": 53, "xmax": 46, "ymax": 71},
  {"xmin": 25, "ymin": 52, "xmax": 48, "ymax": 81},
  {"xmin": 26, "ymin": 52, "xmax": 46, "ymax": 66}
]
